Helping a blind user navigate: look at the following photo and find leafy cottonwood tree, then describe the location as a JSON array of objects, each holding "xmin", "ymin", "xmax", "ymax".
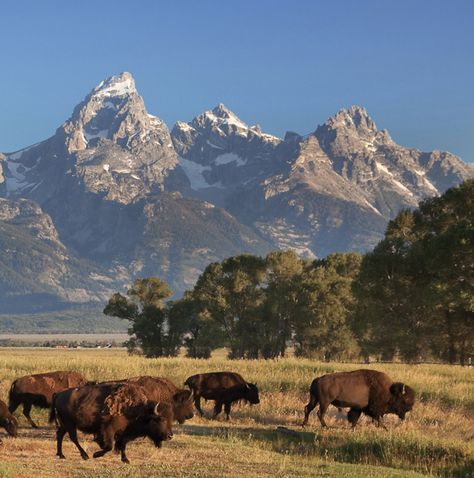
[{"xmin": 103, "ymin": 277, "xmax": 178, "ymax": 357}]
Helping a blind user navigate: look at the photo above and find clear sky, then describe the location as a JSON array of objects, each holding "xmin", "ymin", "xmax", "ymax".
[{"xmin": 1, "ymin": 0, "xmax": 473, "ymax": 161}]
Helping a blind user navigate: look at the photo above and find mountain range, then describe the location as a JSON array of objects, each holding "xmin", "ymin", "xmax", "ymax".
[{"xmin": 1, "ymin": 72, "xmax": 472, "ymax": 312}]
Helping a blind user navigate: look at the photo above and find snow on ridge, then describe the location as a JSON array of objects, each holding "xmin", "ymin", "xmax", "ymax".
[
  {"xmin": 214, "ymin": 153, "xmax": 246, "ymax": 166},
  {"xmin": 84, "ymin": 129, "xmax": 109, "ymax": 141},
  {"xmin": 94, "ymin": 77, "xmax": 135, "ymax": 98},
  {"xmin": 178, "ymin": 156, "xmax": 212, "ymax": 190}
]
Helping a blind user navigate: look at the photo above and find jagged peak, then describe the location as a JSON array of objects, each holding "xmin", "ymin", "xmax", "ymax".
[
  {"xmin": 91, "ymin": 71, "xmax": 136, "ymax": 99},
  {"xmin": 328, "ymin": 105, "xmax": 378, "ymax": 132}
]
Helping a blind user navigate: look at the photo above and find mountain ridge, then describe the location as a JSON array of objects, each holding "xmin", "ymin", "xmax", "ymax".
[{"xmin": 1, "ymin": 71, "xmax": 472, "ymax": 312}]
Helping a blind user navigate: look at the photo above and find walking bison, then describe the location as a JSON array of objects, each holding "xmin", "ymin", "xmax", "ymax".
[
  {"xmin": 49, "ymin": 382, "xmax": 173, "ymax": 463},
  {"xmin": 9, "ymin": 371, "xmax": 89, "ymax": 428},
  {"xmin": 302, "ymin": 369, "xmax": 415, "ymax": 429},
  {"xmin": 108, "ymin": 376, "xmax": 194, "ymax": 424},
  {"xmin": 185, "ymin": 372, "xmax": 260, "ymax": 420}
]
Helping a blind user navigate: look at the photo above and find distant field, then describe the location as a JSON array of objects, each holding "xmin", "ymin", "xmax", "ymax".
[
  {"xmin": 0, "ymin": 333, "xmax": 128, "ymax": 344},
  {"xmin": 0, "ymin": 349, "xmax": 472, "ymax": 477}
]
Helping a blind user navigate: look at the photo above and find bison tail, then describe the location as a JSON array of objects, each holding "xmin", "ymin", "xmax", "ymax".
[
  {"xmin": 48, "ymin": 394, "xmax": 57, "ymax": 424},
  {"xmin": 184, "ymin": 377, "xmax": 194, "ymax": 390},
  {"xmin": 8, "ymin": 381, "xmax": 19, "ymax": 413}
]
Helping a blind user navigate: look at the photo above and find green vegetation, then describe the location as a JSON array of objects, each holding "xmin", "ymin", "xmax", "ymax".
[{"xmin": 105, "ymin": 180, "xmax": 474, "ymax": 364}]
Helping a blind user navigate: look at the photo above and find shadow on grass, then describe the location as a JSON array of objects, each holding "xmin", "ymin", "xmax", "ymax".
[{"xmin": 180, "ymin": 423, "xmax": 473, "ymax": 478}]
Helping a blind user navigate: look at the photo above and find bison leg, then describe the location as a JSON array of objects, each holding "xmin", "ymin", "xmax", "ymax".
[
  {"xmin": 93, "ymin": 424, "xmax": 114, "ymax": 459},
  {"xmin": 224, "ymin": 402, "xmax": 232, "ymax": 420},
  {"xmin": 56, "ymin": 426, "xmax": 67, "ymax": 459},
  {"xmin": 375, "ymin": 416, "xmax": 387, "ymax": 430},
  {"xmin": 302, "ymin": 393, "xmax": 318, "ymax": 427},
  {"xmin": 194, "ymin": 394, "xmax": 204, "ymax": 417},
  {"xmin": 23, "ymin": 402, "xmax": 38, "ymax": 428},
  {"xmin": 347, "ymin": 408, "xmax": 362, "ymax": 430},
  {"xmin": 317, "ymin": 401, "xmax": 329, "ymax": 428},
  {"xmin": 212, "ymin": 401, "xmax": 223, "ymax": 419},
  {"xmin": 115, "ymin": 436, "xmax": 130, "ymax": 464},
  {"xmin": 67, "ymin": 427, "xmax": 89, "ymax": 460}
]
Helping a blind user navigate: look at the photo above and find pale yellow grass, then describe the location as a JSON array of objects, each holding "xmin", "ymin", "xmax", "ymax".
[{"xmin": 0, "ymin": 348, "xmax": 472, "ymax": 477}]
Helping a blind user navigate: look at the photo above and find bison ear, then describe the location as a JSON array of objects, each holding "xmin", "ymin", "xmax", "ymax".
[
  {"xmin": 390, "ymin": 382, "xmax": 405, "ymax": 397},
  {"xmin": 175, "ymin": 389, "xmax": 192, "ymax": 403}
]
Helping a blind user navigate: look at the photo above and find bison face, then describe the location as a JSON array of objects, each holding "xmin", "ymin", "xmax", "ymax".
[
  {"xmin": 245, "ymin": 383, "xmax": 260, "ymax": 405},
  {"xmin": 389, "ymin": 382, "xmax": 415, "ymax": 419},
  {"xmin": 145, "ymin": 402, "xmax": 173, "ymax": 447},
  {"xmin": 173, "ymin": 389, "xmax": 194, "ymax": 424},
  {"xmin": 1, "ymin": 415, "xmax": 18, "ymax": 437}
]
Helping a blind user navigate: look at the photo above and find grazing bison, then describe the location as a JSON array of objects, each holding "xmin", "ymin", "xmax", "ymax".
[
  {"xmin": 0, "ymin": 399, "xmax": 18, "ymax": 441},
  {"xmin": 302, "ymin": 369, "xmax": 415, "ymax": 429},
  {"xmin": 184, "ymin": 372, "xmax": 260, "ymax": 420},
  {"xmin": 9, "ymin": 371, "xmax": 89, "ymax": 428},
  {"xmin": 50, "ymin": 382, "xmax": 173, "ymax": 463},
  {"xmin": 110, "ymin": 376, "xmax": 194, "ymax": 424}
]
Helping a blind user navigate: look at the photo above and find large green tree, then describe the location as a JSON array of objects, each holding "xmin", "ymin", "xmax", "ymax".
[
  {"xmin": 355, "ymin": 180, "xmax": 474, "ymax": 363},
  {"xmin": 103, "ymin": 277, "xmax": 178, "ymax": 357}
]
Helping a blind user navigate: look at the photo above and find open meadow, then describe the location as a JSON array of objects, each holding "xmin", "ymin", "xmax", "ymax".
[{"xmin": 0, "ymin": 348, "xmax": 472, "ymax": 478}]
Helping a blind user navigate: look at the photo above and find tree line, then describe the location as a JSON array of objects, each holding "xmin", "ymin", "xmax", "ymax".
[{"xmin": 104, "ymin": 180, "xmax": 474, "ymax": 364}]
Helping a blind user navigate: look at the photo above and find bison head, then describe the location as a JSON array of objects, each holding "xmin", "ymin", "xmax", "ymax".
[
  {"xmin": 0, "ymin": 415, "xmax": 18, "ymax": 437},
  {"xmin": 172, "ymin": 389, "xmax": 194, "ymax": 424},
  {"xmin": 389, "ymin": 382, "xmax": 415, "ymax": 419},
  {"xmin": 244, "ymin": 383, "xmax": 260, "ymax": 405},
  {"xmin": 144, "ymin": 402, "xmax": 173, "ymax": 447}
]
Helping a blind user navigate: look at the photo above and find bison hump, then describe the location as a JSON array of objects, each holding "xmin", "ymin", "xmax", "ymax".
[{"xmin": 102, "ymin": 384, "xmax": 148, "ymax": 417}]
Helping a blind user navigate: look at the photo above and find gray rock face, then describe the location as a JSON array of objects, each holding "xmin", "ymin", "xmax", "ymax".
[
  {"xmin": 173, "ymin": 104, "xmax": 473, "ymax": 257},
  {"xmin": 0, "ymin": 198, "xmax": 119, "ymax": 312},
  {"xmin": 1, "ymin": 72, "xmax": 472, "ymax": 312}
]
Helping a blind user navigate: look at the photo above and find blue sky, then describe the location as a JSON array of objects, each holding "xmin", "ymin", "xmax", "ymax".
[{"xmin": 1, "ymin": 0, "xmax": 473, "ymax": 161}]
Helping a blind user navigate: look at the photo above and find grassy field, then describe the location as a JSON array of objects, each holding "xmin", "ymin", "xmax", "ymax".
[{"xmin": 0, "ymin": 349, "xmax": 472, "ymax": 477}]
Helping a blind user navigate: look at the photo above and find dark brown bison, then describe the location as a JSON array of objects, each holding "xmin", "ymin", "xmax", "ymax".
[
  {"xmin": 184, "ymin": 372, "xmax": 260, "ymax": 420},
  {"xmin": 109, "ymin": 376, "xmax": 194, "ymax": 424},
  {"xmin": 49, "ymin": 382, "xmax": 173, "ymax": 463},
  {"xmin": 302, "ymin": 369, "xmax": 415, "ymax": 429},
  {"xmin": 0, "ymin": 399, "xmax": 18, "ymax": 441},
  {"xmin": 9, "ymin": 371, "xmax": 89, "ymax": 428}
]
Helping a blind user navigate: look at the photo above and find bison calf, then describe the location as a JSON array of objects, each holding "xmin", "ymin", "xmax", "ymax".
[
  {"xmin": 302, "ymin": 369, "xmax": 415, "ymax": 429},
  {"xmin": 0, "ymin": 399, "xmax": 18, "ymax": 441},
  {"xmin": 185, "ymin": 372, "xmax": 260, "ymax": 420},
  {"xmin": 9, "ymin": 371, "xmax": 89, "ymax": 428}
]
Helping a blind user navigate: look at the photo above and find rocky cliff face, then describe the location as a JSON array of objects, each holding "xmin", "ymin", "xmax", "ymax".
[
  {"xmin": 0, "ymin": 198, "xmax": 119, "ymax": 312},
  {"xmin": 1, "ymin": 72, "xmax": 472, "ymax": 312}
]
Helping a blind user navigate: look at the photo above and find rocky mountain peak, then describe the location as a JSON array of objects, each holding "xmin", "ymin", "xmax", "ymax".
[{"xmin": 90, "ymin": 71, "xmax": 137, "ymax": 99}]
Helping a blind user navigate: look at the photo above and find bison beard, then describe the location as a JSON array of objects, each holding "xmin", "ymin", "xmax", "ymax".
[
  {"xmin": 49, "ymin": 383, "xmax": 173, "ymax": 463},
  {"xmin": 302, "ymin": 369, "xmax": 415, "ymax": 429}
]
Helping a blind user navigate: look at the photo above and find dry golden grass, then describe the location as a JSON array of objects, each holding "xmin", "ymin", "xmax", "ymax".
[{"xmin": 0, "ymin": 348, "xmax": 472, "ymax": 477}]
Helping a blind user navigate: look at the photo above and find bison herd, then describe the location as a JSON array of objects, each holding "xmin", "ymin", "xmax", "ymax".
[{"xmin": 0, "ymin": 368, "xmax": 415, "ymax": 463}]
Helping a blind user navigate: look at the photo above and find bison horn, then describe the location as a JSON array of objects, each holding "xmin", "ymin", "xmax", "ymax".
[
  {"xmin": 153, "ymin": 402, "xmax": 160, "ymax": 415},
  {"xmin": 402, "ymin": 384, "xmax": 406, "ymax": 395}
]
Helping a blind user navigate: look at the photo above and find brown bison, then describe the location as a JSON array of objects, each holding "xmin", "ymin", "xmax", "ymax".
[
  {"xmin": 109, "ymin": 376, "xmax": 194, "ymax": 424},
  {"xmin": 49, "ymin": 382, "xmax": 173, "ymax": 463},
  {"xmin": 184, "ymin": 372, "xmax": 260, "ymax": 420},
  {"xmin": 9, "ymin": 371, "xmax": 89, "ymax": 428},
  {"xmin": 0, "ymin": 399, "xmax": 18, "ymax": 441},
  {"xmin": 302, "ymin": 369, "xmax": 415, "ymax": 429}
]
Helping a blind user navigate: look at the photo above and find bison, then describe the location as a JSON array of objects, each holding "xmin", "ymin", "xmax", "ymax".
[
  {"xmin": 49, "ymin": 382, "xmax": 173, "ymax": 463},
  {"xmin": 302, "ymin": 369, "xmax": 415, "ymax": 429},
  {"xmin": 108, "ymin": 376, "xmax": 194, "ymax": 424},
  {"xmin": 184, "ymin": 372, "xmax": 260, "ymax": 420},
  {"xmin": 9, "ymin": 371, "xmax": 89, "ymax": 428},
  {"xmin": 0, "ymin": 399, "xmax": 18, "ymax": 441}
]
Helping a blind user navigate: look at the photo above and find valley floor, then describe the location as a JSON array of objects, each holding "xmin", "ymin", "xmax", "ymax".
[{"xmin": 0, "ymin": 349, "xmax": 472, "ymax": 477}]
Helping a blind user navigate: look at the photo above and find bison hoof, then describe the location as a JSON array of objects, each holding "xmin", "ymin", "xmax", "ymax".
[
  {"xmin": 81, "ymin": 453, "xmax": 89, "ymax": 460},
  {"xmin": 58, "ymin": 454, "xmax": 66, "ymax": 460},
  {"xmin": 121, "ymin": 457, "xmax": 130, "ymax": 464}
]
